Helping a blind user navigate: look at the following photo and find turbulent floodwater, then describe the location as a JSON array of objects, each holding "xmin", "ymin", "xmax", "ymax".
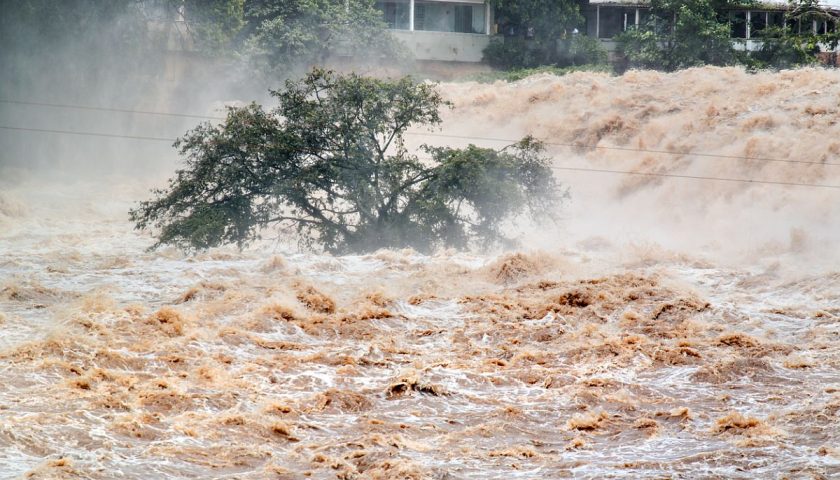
[{"xmin": 2, "ymin": 67, "xmax": 840, "ymax": 479}]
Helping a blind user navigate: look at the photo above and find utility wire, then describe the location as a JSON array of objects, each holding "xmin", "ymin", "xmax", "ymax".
[
  {"xmin": 4, "ymin": 124, "xmax": 840, "ymax": 190},
  {"xmin": 0, "ymin": 99, "xmax": 225, "ymax": 121},
  {"xmin": 549, "ymin": 165, "xmax": 840, "ymax": 190},
  {"xmin": 4, "ymin": 97, "xmax": 838, "ymax": 167},
  {"xmin": 0, "ymin": 125, "xmax": 176, "ymax": 142},
  {"xmin": 405, "ymin": 131, "xmax": 840, "ymax": 167},
  {"xmin": 411, "ymin": 155, "xmax": 840, "ymax": 190}
]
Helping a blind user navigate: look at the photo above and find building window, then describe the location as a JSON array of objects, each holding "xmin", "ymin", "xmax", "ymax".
[
  {"xmin": 785, "ymin": 15, "xmax": 800, "ymax": 34},
  {"xmin": 768, "ymin": 11, "xmax": 785, "ymax": 29},
  {"xmin": 376, "ymin": 1, "xmax": 411, "ymax": 30},
  {"xmin": 750, "ymin": 11, "xmax": 768, "ymax": 35},
  {"xmin": 415, "ymin": 2, "xmax": 486, "ymax": 34},
  {"xmin": 454, "ymin": 5, "xmax": 472, "ymax": 33},
  {"xmin": 598, "ymin": 7, "xmax": 636, "ymax": 38},
  {"xmin": 730, "ymin": 11, "xmax": 747, "ymax": 38},
  {"xmin": 758, "ymin": 11, "xmax": 785, "ymax": 37},
  {"xmin": 638, "ymin": 8, "xmax": 651, "ymax": 27}
]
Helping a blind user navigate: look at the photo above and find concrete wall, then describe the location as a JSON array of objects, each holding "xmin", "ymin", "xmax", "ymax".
[{"xmin": 391, "ymin": 30, "xmax": 491, "ymax": 62}]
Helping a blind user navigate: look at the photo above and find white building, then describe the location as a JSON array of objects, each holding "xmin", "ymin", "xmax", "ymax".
[
  {"xmin": 375, "ymin": 0, "xmax": 839, "ymax": 63},
  {"xmin": 582, "ymin": 0, "xmax": 839, "ymax": 52},
  {"xmin": 375, "ymin": 0, "xmax": 494, "ymax": 62}
]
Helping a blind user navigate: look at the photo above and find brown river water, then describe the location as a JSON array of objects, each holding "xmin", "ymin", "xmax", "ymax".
[{"xmin": 1, "ymin": 67, "xmax": 839, "ymax": 479}]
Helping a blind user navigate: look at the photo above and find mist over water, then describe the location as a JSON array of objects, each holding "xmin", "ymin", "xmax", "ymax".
[
  {"xmin": 2, "ymin": 27, "xmax": 840, "ymax": 478},
  {"xmin": 432, "ymin": 67, "xmax": 840, "ymax": 270}
]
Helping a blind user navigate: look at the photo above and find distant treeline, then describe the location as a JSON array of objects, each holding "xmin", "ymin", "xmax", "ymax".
[
  {"xmin": 1, "ymin": 0, "xmax": 837, "ymax": 96},
  {"xmin": 0, "ymin": 0, "xmax": 405, "ymax": 96}
]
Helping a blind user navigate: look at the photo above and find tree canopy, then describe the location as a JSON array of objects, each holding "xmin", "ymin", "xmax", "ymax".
[
  {"xmin": 616, "ymin": 0, "xmax": 741, "ymax": 72},
  {"xmin": 130, "ymin": 70, "xmax": 561, "ymax": 253},
  {"xmin": 617, "ymin": 0, "xmax": 839, "ymax": 71},
  {"xmin": 242, "ymin": 0, "xmax": 405, "ymax": 76},
  {"xmin": 484, "ymin": 0, "xmax": 607, "ymax": 69},
  {"xmin": 179, "ymin": 0, "xmax": 245, "ymax": 54},
  {"xmin": 751, "ymin": 1, "xmax": 840, "ymax": 69},
  {"xmin": 0, "ymin": 0, "xmax": 404, "ymax": 83}
]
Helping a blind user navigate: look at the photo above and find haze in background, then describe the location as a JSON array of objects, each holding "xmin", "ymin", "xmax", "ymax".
[
  {"xmin": 2, "ymin": 1, "xmax": 837, "ymax": 268},
  {"xmin": 428, "ymin": 67, "xmax": 840, "ymax": 270},
  {"xmin": 0, "ymin": 1, "xmax": 269, "ymax": 178},
  {"xmin": 2, "ymin": 3, "xmax": 840, "ymax": 478}
]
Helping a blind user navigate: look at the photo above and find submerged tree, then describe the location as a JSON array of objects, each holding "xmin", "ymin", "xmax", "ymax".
[{"xmin": 130, "ymin": 69, "xmax": 560, "ymax": 253}]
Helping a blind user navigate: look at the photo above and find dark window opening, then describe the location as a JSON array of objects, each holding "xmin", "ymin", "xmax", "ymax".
[
  {"xmin": 599, "ymin": 7, "xmax": 635, "ymax": 38},
  {"xmin": 757, "ymin": 11, "xmax": 786, "ymax": 38},
  {"xmin": 730, "ymin": 11, "xmax": 747, "ymax": 38},
  {"xmin": 453, "ymin": 5, "xmax": 473, "ymax": 33},
  {"xmin": 415, "ymin": 4, "xmax": 425, "ymax": 30},
  {"xmin": 415, "ymin": 2, "xmax": 486, "ymax": 34},
  {"xmin": 375, "ymin": 1, "xmax": 410, "ymax": 30},
  {"xmin": 785, "ymin": 16, "xmax": 799, "ymax": 34},
  {"xmin": 750, "ymin": 11, "xmax": 767, "ymax": 35},
  {"xmin": 768, "ymin": 11, "xmax": 785, "ymax": 29},
  {"xmin": 638, "ymin": 8, "xmax": 651, "ymax": 27}
]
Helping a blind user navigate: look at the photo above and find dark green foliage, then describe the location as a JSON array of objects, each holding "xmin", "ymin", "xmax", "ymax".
[
  {"xmin": 483, "ymin": 37, "xmax": 537, "ymax": 70},
  {"xmin": 0, "ymin": 1, "xmax": 403, "ymax": 84},
  {"xmin": 484, "ymin": 34, "xmax": 607, "ymax": 70},
  {"xmin": 176, "ymin": 0, "xmax": 408, "ymax": 72},
  {"xmin": 181, "ymin": 0, "xmax": 245, "ymax": 54},
  {"xmin": 557, "ymin": 34, "xmax": 610, "ymax": 67},
  {"xmin": 242, "ymin": 0, "xmax": 407, "ymax": 76},
  {"xmin": 130, "ymin": 70, "xmax": 561, "ymax": 253},
  {"xmin": 617, "ymin": 0, "xmax": 839, "ymax": 71},
  {"xmin": 750, "ymin": 26, "xmax": 816, "ymax": 69},
  {"xmin": 484, "ymin": 0, "xmax": 606, "ymax": 69},
  {"xmin": 463, "ymin": 64, "xmax": 613, "ymax": 84},
  {"xmin": 616, "ymin": 0, "xmax": 741, "ymax": 71},
  {"xmin": 749, "ymin": 1, "xmax": 839, "ymax": 69}
]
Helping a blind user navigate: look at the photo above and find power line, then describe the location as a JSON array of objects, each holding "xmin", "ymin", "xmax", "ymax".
[
  {"xmin": 549, "ymin": 165, "xmax": 840, "ymax": 190},
  {"xmin": 0, "ymin": 125, "xmax": 176, "ymax": 142},
  {"xmin": 416, "ymin": 154, "xmax": 840, "ymax": 190},
  {"xmin": 4, "ymin": 97, "xmax": 838, "ymax": 168},
  {"xmin": 0, "ymin": 99, "xmax": 225, "ymax": 121},
  {"xmin": 405, "ymin": 131, "xmax": 840, "ymax": 167},
  {"xmin": 4, "ymin": 124, "xmax": 840, "ymax": 191}
]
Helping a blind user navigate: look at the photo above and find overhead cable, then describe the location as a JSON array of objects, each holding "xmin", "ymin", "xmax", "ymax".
[
  {"xmin": 4, "ymin": 98, "xmax": 837, "ymax": 167},
  {"xmin": 4, "ymin": 124, "xmax": 840, "ymax": 190}
]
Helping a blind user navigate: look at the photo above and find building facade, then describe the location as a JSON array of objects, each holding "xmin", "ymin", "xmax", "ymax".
[
  {"xmin": 582, "ymin": 1, "xmax": 838, "ymax": 52},
  {"xmin": 375, "ymin": 0, "xmax": 493, "ymax": 62},
  {"xmin": 375, "ymin": 0, "xmax": 839, "ymax": 63}
]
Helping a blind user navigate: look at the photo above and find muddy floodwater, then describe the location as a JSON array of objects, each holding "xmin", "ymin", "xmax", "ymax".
[{"xmin": 2, "ymin": 67, "xmax": 840, "ymax": 479}]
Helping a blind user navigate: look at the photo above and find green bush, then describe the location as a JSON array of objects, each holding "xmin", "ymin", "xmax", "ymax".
[
  {"xmin": 748, "ymin": 27, "xmax": 817, "ymax": 70},
  {"xmin": 463, "ymin": 64, "xmax": 613, "ymax": 83},
  {"xmin": 482, "ymin": 37, "xmax": 538, "ymax": 69},
  {"xmin": 485, "ymin": 0, "xmax": 584, "ymax": 69},
  {"xmin": 483, "ymin": 34, "xmax": 608, "ymax": 71},
  {"xmin": 558, "ymin": 34, "xmax": 609, "ymax": 66},
  {"xmin": 615, "ymin": 0, "xmax": 738, "ymax": 72}
]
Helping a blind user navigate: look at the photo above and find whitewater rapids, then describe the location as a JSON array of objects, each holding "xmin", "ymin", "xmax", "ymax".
[{"xmin": 1, "ymin": 66, "xmax": 839, "ymax": 479}]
